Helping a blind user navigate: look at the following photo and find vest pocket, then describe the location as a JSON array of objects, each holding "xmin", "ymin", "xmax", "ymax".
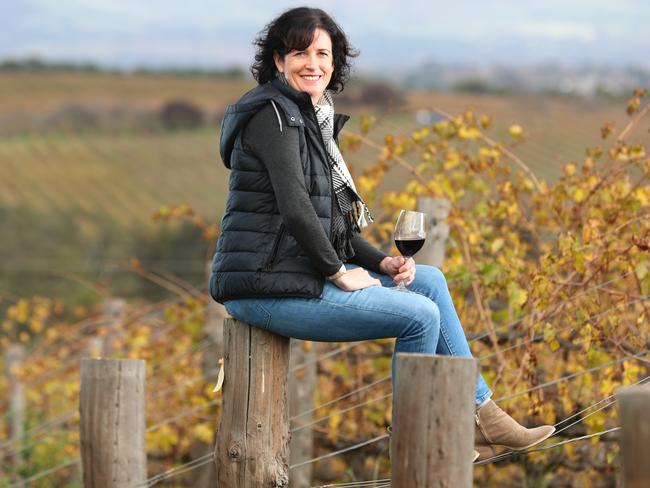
[{"xmin": 264, "ymin": 223, "xmax": 286, "ymax": 270}]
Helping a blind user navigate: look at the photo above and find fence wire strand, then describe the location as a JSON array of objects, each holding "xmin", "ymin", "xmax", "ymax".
[
  {"xmin": 291, "ymin": 375, "xmax": 391, "ymax": 421},
  {"xmin": 136, "ymin": 452, "xmax": 215, "ymax": 487},
  {"xmin": 476, "ymin": 426, "xmax": 622, "ymax": 466},
  {"xmin": 6, "ymin": 458, "xmax": 78, "ymax": 488},
  {"xmin": 468, "ymin": 270, "xmax": 633, "ymax": 344},
  {"xmin": 479, "ymin": 293, "xmax": 649, "ymax": 361},
  {"xmin": 290, "ymin": 434, "xmax": 389, "ymax": 470}
]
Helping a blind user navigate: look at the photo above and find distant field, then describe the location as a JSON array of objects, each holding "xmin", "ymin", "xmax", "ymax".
[
  {"xmin": 0, "ymin": 128, "xmax": 228, "ymax": 227},
  {"xmin": 0, "ymin": 71, "xmax": 253, "ymax": 114},
  {"xmin": 0, "ymin": 72, "xmax": 633, "ymax": 224},
  {"xmin": 0, "ymin": 71, "xmax": 637, "ymax": 297}
]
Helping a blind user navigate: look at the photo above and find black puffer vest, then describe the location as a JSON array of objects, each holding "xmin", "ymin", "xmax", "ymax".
[{"xmin": 209, "ymin": 80, "xmax": 349, "ymax": 303}]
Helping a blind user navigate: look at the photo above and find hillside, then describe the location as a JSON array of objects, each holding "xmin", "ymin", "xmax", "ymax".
[{"xmin": 0, "ymin": 71, "xmax": 634, "ymax": 300}]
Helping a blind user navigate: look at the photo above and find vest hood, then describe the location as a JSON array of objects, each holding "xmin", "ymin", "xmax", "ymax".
[{"xmin": 219, "ymin": 80, "xmax": 309, "ymax": 169}]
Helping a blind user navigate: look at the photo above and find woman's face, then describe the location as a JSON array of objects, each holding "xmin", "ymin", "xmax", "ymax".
[{"xmin": 274, "ymin": 28, "xmax": 334, "ymax": 105}]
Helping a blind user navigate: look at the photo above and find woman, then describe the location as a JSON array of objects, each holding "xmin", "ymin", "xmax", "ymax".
[{"xmin": 209, "ymin": 6, "xmax": 554, "ymax": 461}]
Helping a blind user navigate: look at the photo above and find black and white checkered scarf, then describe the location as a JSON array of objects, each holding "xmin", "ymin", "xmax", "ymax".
[{"xmin": 315, "ymin": 90, "xmax": 373, "ymax": 222}]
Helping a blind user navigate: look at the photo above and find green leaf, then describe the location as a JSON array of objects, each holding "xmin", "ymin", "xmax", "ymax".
[{"xmin": 480, "ymin": 262, "xmax": 502, "ymax": 285}]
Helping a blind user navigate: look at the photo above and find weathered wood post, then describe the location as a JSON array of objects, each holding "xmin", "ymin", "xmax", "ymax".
[
  {"xmin": 417, "ymin": 197, "xmax": 450, "ymax": 268},
  {"xmin": 391, "ymin": 353, "xmax": 476, "ymax": 487},
  {"xmin": 5, "ymin": 344, "xmax": 25, "ymax": 481},
  {"xmin": 616, "ymin": 385, "xmax": 650, "ymax": 487},
  {"xmin": 79, "ymin": 358, "xmax": 146, "ymax": 488},
  {"xmin": 186, "ymin": 264, "xmax": 224, "ymax": 487},
  {"xmin": 100, "ymin": 299, "xmax": 126, "ymax": 357},
  {"xmin": 289, "ymin": 340, "xmax": 316, "ymax": 488},
  {"xmin": 215, "ymin": 318, "xmax": 290, "ymax": 487}
]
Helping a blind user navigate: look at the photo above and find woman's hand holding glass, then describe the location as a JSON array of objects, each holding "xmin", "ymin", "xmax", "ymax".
[
  {"xmin": 331, "ymin": 267, "xmax": 381, "ymax": 292},
  {"xmin": 380, "ymin": 256, "xmax": 416, "ymax": 285}
]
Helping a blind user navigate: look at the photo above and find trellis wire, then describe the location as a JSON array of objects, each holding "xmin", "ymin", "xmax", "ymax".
[
  {"xmin": 553, "ymin": 374, "xmax": 650, "ymax": 436},
  {"xmin": 312, "ymin": 480, "xmax": 390, "ymax": 488},
  {"xmin": 495, "ymin": 350, "xmax": 648, "ymax": 403},
  {"xmin": 146, "ymin": 398, "xmax": 220, "ymax": 432},
  {"xmin": 6, "ymin": 458, "xmax": 78, "ymax": 488},
  {"xmin": 290, "ymin": 375, "xmax": 391, "ymax": 421},
  {"xmin": 291, "ymin": 392, "xmax": 392, "ymax": 434},
  {"xmin": 291, "ymin": 353, "xmax": 648, "ymax": 444},
  {"xmin": 476, "ymin": 426, "xmax": 622, "ymax": 466},
  {"xmin": 479, "ymin": 293, "xmax": 650, "ymax": 361},
  {"xmin": 468, "ymin": 270, "xmax": 633, "ymax": 344},
  {"xmin": 150, "ymin": 366, "xmax": 220, "ymax": 399},
  {"xmin": 135, "ymin": 452, "xmax": 214, "ymax": 487},
  {"xmin": 290, "ymin": 434, "xmax": 389, "ymax": 470},
  {"xmin": 0, "ymin": 410, "xmax": 78, "ymax": 453},
  {"xmin": 291, "ymin": 342, "xmax": 361, "ymax": 373}
]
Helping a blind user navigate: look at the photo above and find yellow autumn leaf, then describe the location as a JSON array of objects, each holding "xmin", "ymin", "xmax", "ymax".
[
  {"xmin": 213, "ymin": 358, "xmax": 225, "ymax": 393},
  {"xmin": 508, "ymin": 124, "xmax": 523, "ymax": 138},
  {"xmin": 443, "ymin": 150, "xmax": 460, "ymax": 170},
  {"xmin": 508, "ymin": 283, "xmax": 528, "ymax": 307},
  {"xmin": 490, "ymin": 238, "xmax": 505, "ymax": 253},
  {"xmin": 193, "ymin": 423, "xmax": 214, "ymax": 444},
  {"xmin": 563, "ymin": 163, "xmax": 576, "ymax": 176},
  {"xmin": 458, "ymin": 126, "xmax": 480, "ymax": 140},
  {"xmin": 572, "ymin": 188, "xmax": 586, "ymax": 202}
]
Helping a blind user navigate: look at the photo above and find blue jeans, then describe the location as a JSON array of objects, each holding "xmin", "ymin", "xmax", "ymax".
[{"xmin": 224, "ymin": 264, "xmax": 493, "ymax": 407}]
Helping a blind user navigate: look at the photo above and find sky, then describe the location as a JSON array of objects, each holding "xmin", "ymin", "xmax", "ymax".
[{"xmin": 2, "ymin": 0, "xmax": 650, "ymax": 71}]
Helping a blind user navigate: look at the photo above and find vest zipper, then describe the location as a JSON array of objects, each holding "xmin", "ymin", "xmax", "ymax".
[{"xmin": 264, "ymin": 223, "xmax": 286, "ymax": 270}]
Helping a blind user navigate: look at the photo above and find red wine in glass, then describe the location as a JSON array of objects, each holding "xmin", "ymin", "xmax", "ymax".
[
  {"xmin": 391, "ymin": 210, "xmax": 426, "ymax": 292},
  {"xmin": 395, "ymin": 237, "xmax": 425, "ymax": 257}
]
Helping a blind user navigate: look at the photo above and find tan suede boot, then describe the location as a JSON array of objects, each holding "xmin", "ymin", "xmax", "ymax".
[
  {"xmin": 474, "ymin": 400, "xmax": 555, "ymax": 460},
  {"xmin": 388, "ymin": 425, "xmax": 481, "ymax": 462}
]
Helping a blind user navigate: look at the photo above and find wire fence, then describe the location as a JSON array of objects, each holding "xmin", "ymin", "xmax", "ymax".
[{"xmin": 2, "ymin": 262, "xmax": 645, "ymax": 485}]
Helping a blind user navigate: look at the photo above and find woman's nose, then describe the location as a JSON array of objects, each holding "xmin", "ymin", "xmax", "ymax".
[{"xmin": 305, "ymin": 53, "xmax": 318, "ymax": 69}]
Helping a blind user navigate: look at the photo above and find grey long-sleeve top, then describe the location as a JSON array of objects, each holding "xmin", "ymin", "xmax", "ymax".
[{"xmin": 242, "ymin": 104, "xmax": 388, "ymax": 277}]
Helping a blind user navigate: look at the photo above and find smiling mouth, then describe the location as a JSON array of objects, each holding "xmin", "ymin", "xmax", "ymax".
[{"xmin": 301, "ymin": 75, "xmax": 322, "ymax": 81}]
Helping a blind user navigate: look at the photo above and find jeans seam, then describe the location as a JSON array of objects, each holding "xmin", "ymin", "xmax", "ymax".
[{"xmin": 437, "ymin": 317, "xmax": 458, "ymax": 356}]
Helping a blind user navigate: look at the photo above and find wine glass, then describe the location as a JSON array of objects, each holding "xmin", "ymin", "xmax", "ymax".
[{"xmin": 391, "ymin": 210, "xmax": 426, "ymax": 292}]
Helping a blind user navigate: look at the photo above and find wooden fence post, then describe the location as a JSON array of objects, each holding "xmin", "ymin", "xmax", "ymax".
[
  {"xmin": 391, "ymin": 353, "xmax": 476, "ymax": 487},
  {"xmin": 5, "ymin": 344, "xmax": 25, "ymax": 482},
  {"xmin": 215, "ymin": 318, "xmax": 290, "ymax": 487},
  {"xmin": 417, "ymin": 197, "xmax": 450, "ymax": 268},
  {"xmin": 289, "ymin": 340, "xmax": 316, "ymax": 488},
  {"xmin": 186, "ymin": 263, "xmax": 224, "ymax": 487},
  {"xmin": 616, "ymin": 385, "xmax": 650, "ymax": 487},
  {"xmin": 100, "ymin": 299, "xmax": 126, "ymax": 357},
  {"xmin": 79, "ymin": 358, "xmax": 146, "ymax": 488}
]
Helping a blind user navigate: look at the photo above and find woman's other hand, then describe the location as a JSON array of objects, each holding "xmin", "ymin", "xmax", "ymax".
[
  {"xmin": 379, "ymin": 256, "xmax": 416, "ymax": 285},
  {"xmin": 332, "ymin": 267, "xmax": 381, "ymax": 292}
]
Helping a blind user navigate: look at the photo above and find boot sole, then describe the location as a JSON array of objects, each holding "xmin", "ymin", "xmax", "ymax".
[{"xmin": 475, "ymin": 426, "xmax": 556, "ymax": 462}]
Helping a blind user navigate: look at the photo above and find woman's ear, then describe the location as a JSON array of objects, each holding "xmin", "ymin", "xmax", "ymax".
[{"xmin": 273, "ymin": 52, "xmax": 284, "ymax": 73}]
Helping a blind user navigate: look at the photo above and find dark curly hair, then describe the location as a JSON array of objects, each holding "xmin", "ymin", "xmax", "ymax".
[{"xmin": 251, "ymin": 7, "xmax": 358, "ymax": 93}]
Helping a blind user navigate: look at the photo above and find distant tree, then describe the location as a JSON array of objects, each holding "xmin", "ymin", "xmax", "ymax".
[
  {"xmin": 359, "ymin": 83, "xmax": 404, "ymax": 108},
  {"xmin": 160, "ymin": 101, "xmax": 204, "ymax": 131}
]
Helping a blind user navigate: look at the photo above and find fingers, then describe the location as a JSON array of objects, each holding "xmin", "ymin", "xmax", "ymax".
[
  {"xmin": 398, "ymin": 257, "xmax": 415, "ymax": 273},
  {"xmin": 335, "ymin": 267, "xmax": 382, "ymax": 291},
  {"xmin": 394, "ymin": 262, "xmax": 416, "ymax": 285}
]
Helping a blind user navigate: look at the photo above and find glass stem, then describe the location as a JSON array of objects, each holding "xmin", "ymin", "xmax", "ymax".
[{"xmin": 396, "ymin": 279, "xmax": 407, "ymax": 291}]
